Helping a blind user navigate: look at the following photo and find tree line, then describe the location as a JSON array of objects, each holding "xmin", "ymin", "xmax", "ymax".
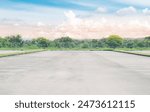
[{"xmin": 0, "ymin": 35, "xmax": 150, "ymax": 49}]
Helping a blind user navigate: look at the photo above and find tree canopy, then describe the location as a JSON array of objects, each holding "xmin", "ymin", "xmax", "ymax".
[
  {"xmin": 106, "ymin": 35, "xmax": 123, "ymax": 48},
  {"xmin": 0, "ymin": 35, "xmax": 149, "ymax": 49}
]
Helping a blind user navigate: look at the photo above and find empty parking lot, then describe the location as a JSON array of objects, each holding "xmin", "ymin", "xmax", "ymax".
[{"xmin": 0, "ymin": 51, "xmax": 150, "ymax": 95}]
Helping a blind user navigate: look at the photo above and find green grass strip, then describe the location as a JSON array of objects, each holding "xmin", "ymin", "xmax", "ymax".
[
  {"xmin": 114, "ymin": 50, "xmax": 150, "ymax": 57},
  {"xmin": 0, "ymin": 49, "xmax": 46, "ymax": 58}
]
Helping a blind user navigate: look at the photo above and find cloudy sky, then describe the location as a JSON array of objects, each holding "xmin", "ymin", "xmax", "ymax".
[{"xmin": 0, "ymin": 0, "xmax": 150, "ymax": 39}]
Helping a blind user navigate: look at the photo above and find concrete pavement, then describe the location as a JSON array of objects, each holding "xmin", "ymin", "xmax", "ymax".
[{"xmin": 0, "ymin": 51, "xmax": 150, "ymax": 95}]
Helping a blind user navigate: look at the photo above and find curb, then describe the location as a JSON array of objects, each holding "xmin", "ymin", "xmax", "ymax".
[
  {"xmin": 0, "ymin": 50, "xmax": 46, "ymax": 58},
  {"xmin": 114, "ymin": 50, "xmax": 150, "ymax": 57}
]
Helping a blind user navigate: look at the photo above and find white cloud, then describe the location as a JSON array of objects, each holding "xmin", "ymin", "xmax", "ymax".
[
  {"xmin": 116, "ymin": 6, "xmax": 137, "ymax": 15},
  {"xmin": 1, "ymin": 10, "xmax": 150, "ymax": 39},
  {"xmin": 64, "ymin": 10, "xmax": 76, "ymax": 21},
  {"xmin": 96, "ymin": 7, "xmax": 107, "ymax": 13},
  {"xmin": 143, "ymin": 8, "xmax": 150, "ymax": 15},
  {"xmin": 52, "ymin": 11, "xmax": 150, "ymax": 39},
  {"xmin": 13, "ymin": 23, "xmax": 20, "ymax": 26},
  {"xmin": 64, "ymin": 10, "xmax": 81, "ymax": 26},
  {"xmin": 0, "ymin": 3, "xmax": 150, "ymax": 39},
  {"xmin": 37, "ymin": 22, "xmax": 45, "ymax": 27}
]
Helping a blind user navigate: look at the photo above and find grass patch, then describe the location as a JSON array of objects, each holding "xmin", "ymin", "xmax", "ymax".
[
  {"xmin": 114, "ymin": 50, "xmax": 150, "ymax": 57},
  {"xmin": 0, "ymin": 47, "xmax": 42, "ymax": 51},
  {"xmin": 115, "ymin": 47, "xmax": 150, "ymax": 51},
  {"xmin": 0, "ymin": 49, "xmax": 46, "ymax": 58}
]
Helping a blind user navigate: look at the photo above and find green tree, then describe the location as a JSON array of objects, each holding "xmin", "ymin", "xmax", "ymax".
[
  {"xmin": 91, "ymin": 39, "xmax": 99, "ymax": 48},
  {"xmin": 123, "ymin": 39, "xmax": 135, "ymax": 48},
  {"xmin": 107, "ymin": 35, "xmax": 123, "ymax": 48},
  {"xmin": 144, "ymin": 37, "xmax": 150, "ymax": 47},
  {"xmin": 80, "ymin": 40, "xmax": 90, "ymax": 48},
  {"xmin": 5, "ymin": 35, "xmax": 23, "ymax": 48},
  {"xmin": 32, "ymin": 37, "xmax": 50, "ymax": 48},
  {"xmin": 136, "ymin": 39, "xmax": 145, "ymax": 48},
  {"xmin": 145, "ymin": 36, "xmax": 150, "ymax": 40},
  {"xmin": 54, "ymin": 37, "xmax": 75, "ymax": 48},
  {"xmin": 98, "ymin": 38, "xmax": 108, "ymax": 48},
  {"xmin": 0, "ymin": 37, "xmax": 4, "ymax": 48}
]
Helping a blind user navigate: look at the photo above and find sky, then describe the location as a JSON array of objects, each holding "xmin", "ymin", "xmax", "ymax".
[{"xmin": 0, "ymin": 0, "xmax": 150, "ymax": 39}]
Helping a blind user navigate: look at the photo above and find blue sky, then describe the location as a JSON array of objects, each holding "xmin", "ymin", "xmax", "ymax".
[
  {"xmin": 0, "ymin": 0, "xmax": 148, "ymax": 12},
  {"xmin": 0, "ymin": 0, "xmax": 150, "ymax": 38},
  {"xmin": 0, "ymin": 0, "xmax": 150, "ymax": 17}
]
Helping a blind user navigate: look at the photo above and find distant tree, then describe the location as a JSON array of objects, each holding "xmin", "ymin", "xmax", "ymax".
[
  {"xmin": 48, "ymin": 40, "xmax": 56, "ymax": 48},
  {"xmin": 145, "ymin": 36, "xmax": 150, "ymax": 40},
  {"xmin": 136, "ymin": 39, "xmax": 145, "ymax": 48},
  {"xmin": 98, "ymin": 38, "xmax": 108, "ymax": 48},
  {"xmin": 80, "ymin": 40, "xmax": 90, "ymax": 48},
  {"xmin": 143, "ymin": 41, "xmax": 150, "ymax": 48},
  {"xmin": 91, "ymin": 39, "xmax": 99, "ymax": 48},
  {"xmin": 107, "ymin": 35, "xmax": 123, "ymax": 48},
  {"xmin": 0, "ymin": 34, "xmax": 149, "ymax": 49},
  {"xmin": 54, "ymin": 37, "xmax": 75, "ymax": 48},
  {"xmin": 123, "ymin": 39, "xmax": 135, "ymax": 48},
  {"xmin": 144, "ymin": 37, "xmax": 150, "ymax": 47},
  {"xmin": 32, "ymin": 37, "xmax": 50, "ymax": 48},
  {"xmin": 0, "ymin": 37, "xmax": 4, "ymax": 48},
  {"xmin": 5, "ymin": 35, "xmax": 23, "ymax": 48},
  {"xmin": 72, "ymin": 39, "xmax": 81, "ymax": 48}
]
